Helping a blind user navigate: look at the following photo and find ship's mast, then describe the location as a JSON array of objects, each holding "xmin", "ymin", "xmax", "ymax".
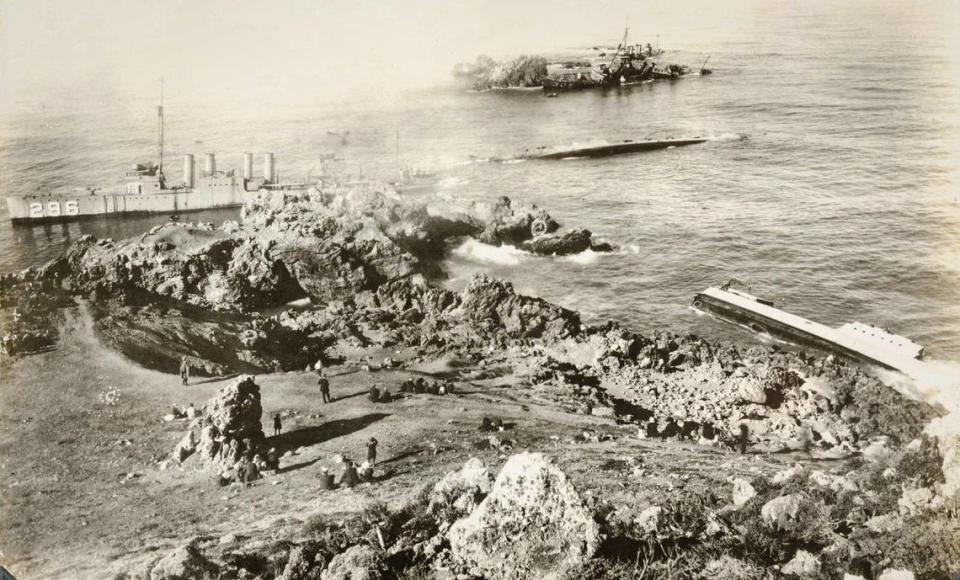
[{"xmin": 158, "ymin": 77, "xmax": 165, "ymax": 185}]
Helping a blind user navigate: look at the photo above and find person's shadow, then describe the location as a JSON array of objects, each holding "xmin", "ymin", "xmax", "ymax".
[{"xmin": 270, "ymin": 412, "xmax": 390, "ymax": 454}]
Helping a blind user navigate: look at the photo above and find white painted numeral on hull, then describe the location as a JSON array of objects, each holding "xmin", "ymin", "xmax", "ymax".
[
  {"xmin": 65, "ymin": 200, "xmax": 79, "ymax": 215},
  {"xmin": 29, "ymin": 203, "xmax": 43, "ymax": 218},
  {"xmin": 46, "ymin": 201, "xmax": 61, "ymax": 216}
]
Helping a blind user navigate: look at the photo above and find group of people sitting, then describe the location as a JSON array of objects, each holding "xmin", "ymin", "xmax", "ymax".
[
  {"xmin": 319, "ymin": 437, "xmax": 380, "ymax": 490},
  {"xmin": 318, "ymin": 459, "xmax": 376, "ymax": 490},
  {"xmin": 398, "ymin": 377, "xmax": 454, "ymax": 396},
  {"xmin": 478, "ymin": 417, "xmax": 507, "ymax": 432},
  {"xmin": 217, "ymin": 447, "xmax": 281, "ymax": 487},
  {"xmin": 640, "ymin": 417, "xmax": 719, "ymax": 443}
]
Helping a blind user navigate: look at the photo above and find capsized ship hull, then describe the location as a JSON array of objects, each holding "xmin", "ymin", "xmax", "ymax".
[
  {"xmin": 693, "ymin": 285, "xmax": 924, "ymax": 373},
  {"xmin": 517, "ymin": 137, "xmax": 707, "ymax": 160}
]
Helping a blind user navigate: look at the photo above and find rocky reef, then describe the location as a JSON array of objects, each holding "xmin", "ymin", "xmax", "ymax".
[
  {"xmin": 453, "ymin": 54, "xmax": 549, "ymax": 90},
  {"xmin": 0, "ymin": 188, "xmax": 608, "ymax": 374}
]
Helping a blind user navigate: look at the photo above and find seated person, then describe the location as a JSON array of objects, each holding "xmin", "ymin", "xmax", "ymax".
[
  {"xmin": 318, "ymin": 466, "xmax": 336, "ymax": 490},
  {"xmin": 339, "ymin": 461, "xmax": 360, "ymax": 488}
]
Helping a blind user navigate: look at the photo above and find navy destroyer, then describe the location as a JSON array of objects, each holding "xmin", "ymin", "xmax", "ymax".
[{"xmin": 6, "ymin": 90, "xmax": 305, "ymax": 224}]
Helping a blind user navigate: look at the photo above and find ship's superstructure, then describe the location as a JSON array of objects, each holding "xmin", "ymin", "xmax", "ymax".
[{"xmin": 543, "ymin": 25, "xmax": 689, "ymax": 90}]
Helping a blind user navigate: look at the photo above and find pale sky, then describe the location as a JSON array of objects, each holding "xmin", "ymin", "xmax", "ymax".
[
  {"xmin": 1, "ymin": 0, "xmax": 958, "ymax": 109},
  {"xmin": 0, "ymin": 0, "xmax": 751, "ymax": 106}
]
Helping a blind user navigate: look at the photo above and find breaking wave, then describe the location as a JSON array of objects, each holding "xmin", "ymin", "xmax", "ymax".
[
  {"xmin": 564, "ymin": 249, "xmax": 601, "ymax": 265},
  {"xmin": 451, "ymin": 239, "xmax": 528, "ymax": 266}
]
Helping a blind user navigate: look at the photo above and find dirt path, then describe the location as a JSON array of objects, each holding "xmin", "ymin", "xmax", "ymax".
[{"xmin": 0, "ymin": 306, "xmax": 836, "ymax": 579}]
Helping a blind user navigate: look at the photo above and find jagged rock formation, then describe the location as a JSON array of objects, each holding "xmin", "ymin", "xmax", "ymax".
[
  {"xmin": 453, "ymin": 55, "xmax": 549, "ymax": 90},
  {"xmin": 447, "ymin": 452, "xmax": 600, "ymax": 579},
  {"xmin": 519, "ymin": 228, "xmax": 594, "ymax": 256},
  {"xmin": 171, "ymin": 375, "xmax": 265, "ymax": 467}
]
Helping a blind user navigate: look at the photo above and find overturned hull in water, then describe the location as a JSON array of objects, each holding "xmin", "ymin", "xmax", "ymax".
[
  {"xmin": 693, "ymin": 285, "xmax": 925, "ymax": 374},
  {"xmin": 512, "ymin": 137, "xmax": 707, "ymax": 161}
]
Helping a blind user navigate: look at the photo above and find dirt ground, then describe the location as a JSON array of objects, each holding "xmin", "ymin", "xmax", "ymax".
[{"xmin": 0, "ymin": 306, "xmax": 838, "ymax": 579}]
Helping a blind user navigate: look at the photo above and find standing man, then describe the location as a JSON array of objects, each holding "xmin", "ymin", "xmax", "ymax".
[
  {"xmin": 273, "ymin": 413, "xmax": 282, "ymax": 437},
  {"xmin": 738, "ymin": 424, "xmax": 750, "ymax": 455},
  {"xmin": 366, "ymin": 437, "xmax": 378, "ymax": 466},
  {"xmin": 179, "ymin": 356, "xmax": 190, "ymax": 386},
  {"xmin": 318, "ymin": 370, "xmax": 331, "ymax": 404}
]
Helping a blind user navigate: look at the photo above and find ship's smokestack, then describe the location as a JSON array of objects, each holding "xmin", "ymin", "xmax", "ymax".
[
  {"xmin": 242, "ymin": 153, "xmax": 253, "ymax": 180},
  {"xmin": 204, "ymin": 153, "xmax": 216, "ymax": 177},
  {"xmin": 263, "ymin": 153, "xmax": 275, "ymax": 182},
  {"xmin": 183, "ymin": 154, "xmax": 195, "ymax": 188}
]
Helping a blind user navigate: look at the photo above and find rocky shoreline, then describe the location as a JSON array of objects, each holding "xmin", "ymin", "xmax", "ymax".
[{"xmin": 2, "ymin": 185, "xmax": 958, "ymax": 578}]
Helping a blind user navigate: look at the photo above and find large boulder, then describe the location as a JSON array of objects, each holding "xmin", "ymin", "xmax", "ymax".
[
  {"xmin": 429, "ymin": 457, "xmax": 495, "ymax": 521},
  {"xmin": 171, "ymin": 375, "xmax": 265, "ymax": 467},
  {"xmin": 519, "ymin": 228, "xmax": 592, "ymax": 256},
  {"xmin": 447, "ymin": 452, "xmax": 600, "ymax": 579}
]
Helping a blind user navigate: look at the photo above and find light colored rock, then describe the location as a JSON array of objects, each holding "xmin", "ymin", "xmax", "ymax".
[
  {"xmin": 735, "ymin": 377, "xmax": 767, "ymax": 404},
  {"xmin": 321, "ymin": 544, "xmax": 384, "ymax": 580},
  {"xmin": 429, "ymin": 457, "xmax": 495, "ymax": 521},
  {"xmin": 843, "ymin": 574, "xmax": 867, "ymax": 580},
  {"xmin": 878, "ymin": 570, "xmax": 915, "ymax": 580},
  {"xmin": 864, "ymin": 514, "xmax": 902, "ymax": 533},
  {"xmin": 149, "ymin": 541, "xmax": 219, "ymax": 580},
  {"xmin": 862, "ymin": 438, "xmax": 893, "ymax": 463},
  {"xmin": 701, "ymin": 555, "xmax": 764, "ymax": 579},
  {"xmin": 761, "ymin": 494, "xmax": 803, "ymax": 529},
  {"xmin": 635, "ymin": 506, "xmax": 663, "ymax": 534},
  {"xmin": 782, "ymin": 549, "xmax": 820, "ymax": 577},
  {"xmin": 897, "ymin": 487, "xmax": 934, "ymax": 516},
  {"xmin": 732, "ymin": 478, "xmax": 756, "ymax": 508},
  {"xmin": 771, "ymin": 464, "xmax": 805, "ymax": 485},
  {"xmin": 808, "ymin": 470, "xmax": 858, "ymax": 493},
  {"xmin": 447, "ymin": 452, "xmax": 600, "ymax": 580}
]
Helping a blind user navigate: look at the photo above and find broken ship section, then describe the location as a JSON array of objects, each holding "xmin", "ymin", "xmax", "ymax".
[{"xmin": 694, "ymin": 284, "xmax": 925, "ymax": 374}]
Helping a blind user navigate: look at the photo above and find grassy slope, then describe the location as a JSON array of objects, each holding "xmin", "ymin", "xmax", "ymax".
[{"xmin": 0, "ymin": 306, "xmax": 851, "ymax": 579}]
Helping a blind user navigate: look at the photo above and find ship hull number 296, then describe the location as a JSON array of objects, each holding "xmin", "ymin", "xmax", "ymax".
[{"xmin": 29, "ymin": 200, "xmax": 80, "ymax": 218}]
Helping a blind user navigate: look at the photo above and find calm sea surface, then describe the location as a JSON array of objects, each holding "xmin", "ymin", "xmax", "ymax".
[{"xmin": 2, "ymin": 3, "xmax": 959, "ymax": 359}]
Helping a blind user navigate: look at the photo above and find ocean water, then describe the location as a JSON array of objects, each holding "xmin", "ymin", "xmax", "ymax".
[{"xmin": 1, "ymin": 2, "xmax": 958, "ymax": 360}]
